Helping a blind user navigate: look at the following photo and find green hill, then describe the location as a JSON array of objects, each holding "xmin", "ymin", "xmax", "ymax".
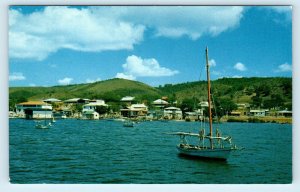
[
  {"xmin": 157, "ymin": 77, "xmax": 292, "ymax": 110},
  {"xmin": 9, "ymin": 78, "xmax": 162, "ymax": 108},
  {"xmin": 9, "ymin": 77, "xmax": 292, "ymax": 112}
]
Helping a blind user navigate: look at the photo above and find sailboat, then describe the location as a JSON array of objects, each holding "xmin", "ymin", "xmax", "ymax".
[{"xmin": 167, "ymin": 47, "xmax": 240, "ymax": 160}]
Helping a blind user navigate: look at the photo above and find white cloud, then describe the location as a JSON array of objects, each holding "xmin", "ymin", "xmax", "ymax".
[
  {"xmin": 9, "ymin": 7, "xmax": 145, "ymax": 60},
  {"xmin": 209, "ymin": 59, "xmax": 216, "ymax": 67},
  {"xmin": 117, "ymin": 6, "xmax": 244, "ymax": 39},
  {"xmin": 234, "ymin": 62, "xmax": 247, "ymax": 71},
  {"xmin": 116, "ymin": 55, "xmax": 179, "ymax": 80},
  {"xmin": 275, "ymin": 63, "xmax": 292, "ymax": 72},
  {"xmin": 9, "ymin": 6, "xmax": 244, "ymax": 60},
  {"xmin": 232, "ymin": 75, "xmax": 243, "ymax": 78},
  {"xmin": 58, "ymin": 77, "xmax": 73, "ymax": 85},
  {"xmin": 29, "ymin": 83, "xmax": 36, "ymax": 87},
  {"xmin": 86, "ymin": 78, "xmax": 101, "ymax": 83},
  {"xmin": 115, "ymin": 73, "xmax": 136, "ymax": 80},
  {"xmin": 9, "ymin": 72, "xmax": 26, "ymax": 81}
]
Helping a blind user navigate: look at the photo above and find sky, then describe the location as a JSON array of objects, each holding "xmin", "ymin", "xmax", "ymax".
[{"xmin": 8, "ymin": 6, "xmax": 292, "ymax": 87}]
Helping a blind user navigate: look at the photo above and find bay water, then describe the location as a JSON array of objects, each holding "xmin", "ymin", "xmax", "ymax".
[{"xmin": 9, "ymin": 119, "xmax": 292, "ymax": 184}]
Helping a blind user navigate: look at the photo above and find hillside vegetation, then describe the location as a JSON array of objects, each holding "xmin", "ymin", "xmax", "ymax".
[{"xmin": 9, "ymin": 77, "xmax": 292, "ymax": 112}]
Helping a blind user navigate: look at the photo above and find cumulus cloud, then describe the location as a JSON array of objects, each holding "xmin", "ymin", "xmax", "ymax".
[
  {"xmin": 116, "ymin": 55, "xmax": 179, "ymax": 80},
  {"xmin": 234, "ymin": 62, "xmax": 247, "ymax": 71},
  {"xmin": 9, "ymin": 6, "xmax": 244, "ymax": 60},
  {"xmin": 86, "ymin": 78, "xmax": 101, "ymax": 83},
  {"xmin": 58, "ymin": 77, "xmax": 73, "ymax": 85},
  {"xmin": 9, "ymin": 6, "xmax": 145, "ymax": 60},
  {"xmin": 117, "ymin": 6, "xmax": 244, "ymax": 39},
  {"xmin": 275, "ymin": 63, "xmax": 292, "ymax": 72},
  {"xmin": 9, "ymin": 72, "xmax": 26, "ymax": 81},
  {"xmin": 115, "ymin": 73, "xmax": 136, "ymax": 80},
  {"xmin": 209, "ymin": 59, "xmax": 217, "ymax": 67}
]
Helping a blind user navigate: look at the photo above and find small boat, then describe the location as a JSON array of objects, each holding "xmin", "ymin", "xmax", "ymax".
[{"xmin": 167, "ymin": 47, "xmax": 241, "ymax": 160}]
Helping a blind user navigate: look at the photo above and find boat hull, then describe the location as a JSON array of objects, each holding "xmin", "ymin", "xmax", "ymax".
[{"xmin": 176, "ymin": 145, "xmax": 232, "ymax": 160}]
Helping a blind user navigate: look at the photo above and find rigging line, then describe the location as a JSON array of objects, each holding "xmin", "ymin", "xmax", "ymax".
[{"xmin": 211, "ymin": 92, "xmax": 220, "ymax": 129}]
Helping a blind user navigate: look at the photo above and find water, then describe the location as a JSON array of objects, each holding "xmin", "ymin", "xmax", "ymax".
[{"xmin": 9, "ymin": 119, "xmax": 292, "ymax": 184}]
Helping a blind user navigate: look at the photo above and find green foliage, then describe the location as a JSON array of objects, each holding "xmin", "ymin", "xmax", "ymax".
[
  {"xmin": 95, "ymin": 106, "xmax": 108, "ymax": 114},
  {"xmin": 9, "ymin": 77, "xmax": 292, "ymax": 115}
]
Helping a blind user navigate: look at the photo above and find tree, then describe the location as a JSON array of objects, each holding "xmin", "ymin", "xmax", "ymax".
[
  {"xmin": 95, "ymin": 106, "xmax": 108, "ymax": 114},
  {"xmin": 213, "ymin": 98, "xmax": 237, "ymax": 117}
]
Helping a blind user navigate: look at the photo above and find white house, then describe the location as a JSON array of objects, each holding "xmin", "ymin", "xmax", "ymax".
[
  {"xmin": 82, "ymin": 100, "xmax": 108, "ymax": 119},
  {"xmin": 82, "ymin": 100, "xmax": 108, "ymax": 113},
  {"xmin": 15, "ymin": 101, "xmax": 53, "ymax": 119},
  {"xmin": 164, "ymin": 107, "xmax": 182, "ymax": 120},
  {"xmin": 249, "ymin": 109, "xmax": 268, "ymax": 117},
  {"xmin": 82, "ymin": 111, "xmax": 100, "ymax": 120},
  {"xmin": 120, "ymin": 103, "xmax": 148, "ymax": 118}
]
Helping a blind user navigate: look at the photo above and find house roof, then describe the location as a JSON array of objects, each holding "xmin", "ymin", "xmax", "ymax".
[
  {"xmin": 43, "ymin": 98, "xmax": 62, "ymax": 102},
  {"xmin": 121, "ymin": 96, "xmax": 135, "ymax": 101},
  {"xmin": 17, "ymin": 101, "xmax": 50, "ymax": 106},
  {"xmin": 153, "ymin": 99, "xmax": 169, "ymax": 105},
  {"xmin": 131, "ymin": 103, "xmax": 147, "ymax": 108},
  {"xmin": 165, "ymin": 107, "xmax": 181, "ymax": 111},
  {"xmin": 84, "ymin": 103, "xmax": 108, "ymax": 107},
  {"xmin": 64, "ymin": 98, "xmax": 90, "ymax": 103}
]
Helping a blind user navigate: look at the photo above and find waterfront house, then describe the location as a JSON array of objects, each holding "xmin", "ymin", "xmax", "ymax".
[
  {"xmin": 230, "ymin": 103, "xmax": 250, "ymax": 116},
  {"xmin": 153, "ymin": 99, "xmax": 169, "ymax": 108},
  {"xmin": 198, "ymin": 101, "xmax": 214, "ymax": 108},
  {"xmin": 249, "ymin": 109, "xmax": 268, "ymax": 117},
  {"xmin": 120, "ymin": 103, "xmax": 148, "ymax": 118},
  {"xmin": 163, "ymin": 107, "xmax": 182, "ymax": 120},
  {"xmin": 82, "ymin": 100, "xmax": 108, "ymax": 119},
  {"xmin": 15, "ymin": 101, "xmax": 53, "ymax": 119},
  {"xmin": 82, "ymin": 111, "xmax": 100, "ymax": 120},
  {"xmin": 152, "ymin": 99, "xmax": 169, "ymax": 119},
  {"xmin": 277, "ymin": 110, "xmax": 292, "ymax": 117},
  {"xmin": 185, "ymin": 109, "xmax": 204, "ymax": 121},
  {"xmin": 120, "ymin": 96, "xmax": 135, "ymax": 106},
  {"xmin": 82, "ymin": 100, "xmax": 108, "ymax": 112}
]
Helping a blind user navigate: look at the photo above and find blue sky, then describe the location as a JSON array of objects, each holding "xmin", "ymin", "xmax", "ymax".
[{"xmin": 9, "ymin": 6, "xmax": 292, "ymax": 87}]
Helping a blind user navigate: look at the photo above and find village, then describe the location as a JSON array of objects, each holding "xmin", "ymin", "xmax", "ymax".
[{"xmin": 9, "ymin": 95, "xmax": 292, "ymax": 123}]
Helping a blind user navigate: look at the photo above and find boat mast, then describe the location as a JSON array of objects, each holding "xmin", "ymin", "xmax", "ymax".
[{"xmin": 205, "ymin": 47, "xmax": 213, "ymax": 149}]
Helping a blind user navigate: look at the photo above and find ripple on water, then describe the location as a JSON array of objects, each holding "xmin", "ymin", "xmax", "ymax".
[{"xmin": 9, "ymin": 119, "xmax": 292, "ymax": 184}]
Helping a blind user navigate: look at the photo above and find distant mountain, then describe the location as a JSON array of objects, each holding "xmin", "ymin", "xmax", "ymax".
[{"xmin": 9, "ymin": 77, "xmax": 292, "ymax": 111}]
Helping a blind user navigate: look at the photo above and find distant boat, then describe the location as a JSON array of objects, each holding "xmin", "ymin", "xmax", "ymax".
[{"xmin": 167, "ymin": 47, "xmax": 241, "ymax": 160}]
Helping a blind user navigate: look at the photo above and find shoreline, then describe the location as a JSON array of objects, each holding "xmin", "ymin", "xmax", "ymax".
[
  {"xmin": 9, "ymin": 116, "xmax": 292, "ymax": 124},
  {"xmin": 220, "ymin": 116, "xmax": 292, "ymax": 124}
]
